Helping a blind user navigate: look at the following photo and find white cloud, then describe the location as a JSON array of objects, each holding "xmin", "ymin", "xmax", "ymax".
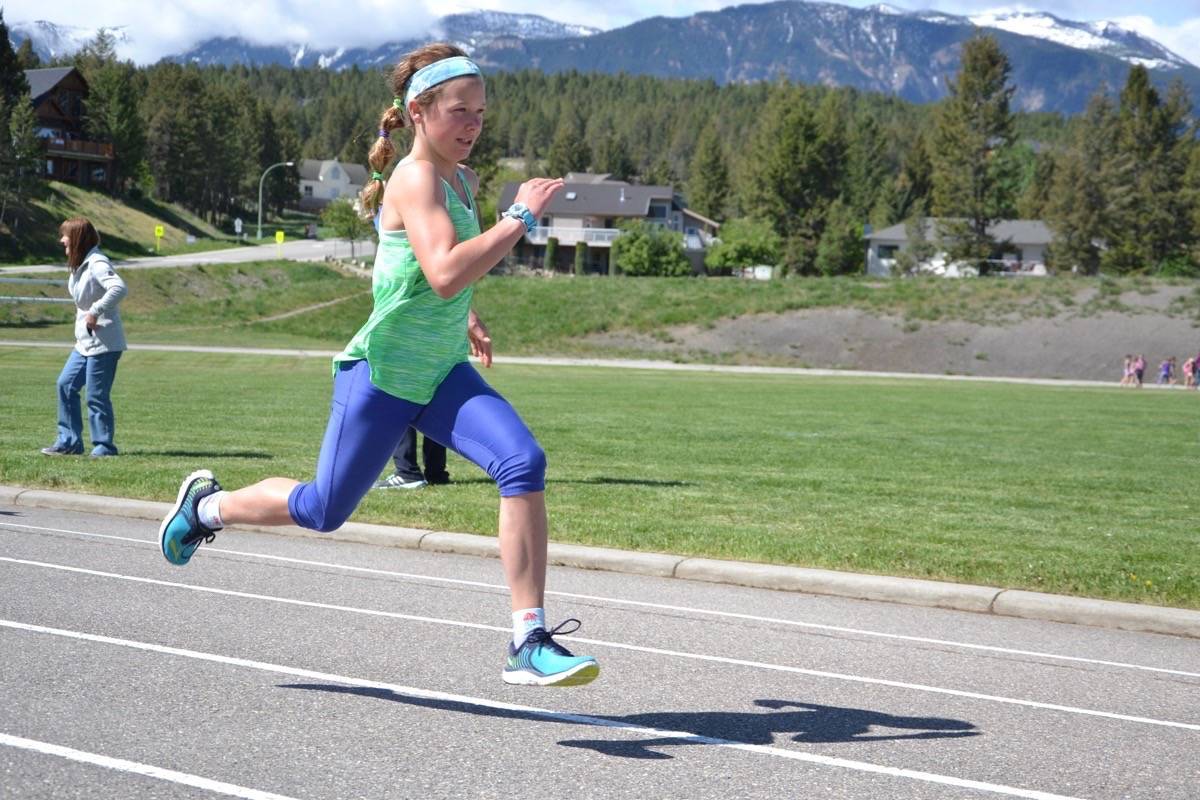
[
  {"xmin": 1110, "ymin": 15, "xmax": 1200, "ymax": 68},
  {"xmin": 4, "ymin": 0, "xmax": 438, "ymax": 63}
]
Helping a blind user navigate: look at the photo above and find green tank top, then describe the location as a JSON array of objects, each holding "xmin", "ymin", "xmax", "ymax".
[{"xmin": 333, "ymin": 169, "xmax": 479, "ymax": 403}]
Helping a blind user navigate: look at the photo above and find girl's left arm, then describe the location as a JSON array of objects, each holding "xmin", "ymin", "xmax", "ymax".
[{"xmin": 89, "ymin": 259, "xmax": 127, "ymax": 318}]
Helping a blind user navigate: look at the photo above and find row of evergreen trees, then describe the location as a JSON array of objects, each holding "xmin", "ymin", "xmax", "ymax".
[{"xmin": 2, "ymin": 12, "xmax": 1198, "ymax": 275}]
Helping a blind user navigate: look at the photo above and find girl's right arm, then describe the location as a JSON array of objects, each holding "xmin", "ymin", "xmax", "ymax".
[{"xmin": 390, "ymin": 161, "xmax": 562, "ymax": 299}]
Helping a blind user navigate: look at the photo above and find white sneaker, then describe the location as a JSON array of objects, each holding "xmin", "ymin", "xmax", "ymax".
[{"xmin": 373, "ymin": 474, "xmax": 427, "ymax": 490}]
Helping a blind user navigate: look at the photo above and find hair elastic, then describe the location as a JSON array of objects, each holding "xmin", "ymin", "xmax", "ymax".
[
  {"xmin": 371, "ymin": 170, "xmax": 384, "ymax": 181},
  {"xmin": 377, "ymin": 129, "xmax": 390, "ymax": 139},
  {"xmin": 403, "ymin": 56, "xmax": 481, "ymax": 106}
]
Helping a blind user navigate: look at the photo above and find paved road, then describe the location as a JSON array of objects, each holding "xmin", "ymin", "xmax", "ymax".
[
  {"xmin": 0, "ymin": 239, "xmax": 376, "ymax": 275},
  {"xmin": 2, "ymin": 506, "xmax": 1197, "ymax": 799}
]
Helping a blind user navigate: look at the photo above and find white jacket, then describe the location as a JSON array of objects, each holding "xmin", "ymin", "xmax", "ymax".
[{"xmin": 69, "ymin": 247, "xmax": 127, "ymax": 356}]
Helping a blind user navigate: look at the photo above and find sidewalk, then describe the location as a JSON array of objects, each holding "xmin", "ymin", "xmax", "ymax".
[{"xmin": 2, "ymin": 484, "xmax": 1197, "ymax": 640}]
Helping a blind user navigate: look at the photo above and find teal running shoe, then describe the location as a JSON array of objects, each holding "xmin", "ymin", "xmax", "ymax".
[
  {"xmin": 159, "ymin": 469, "xmax": 222, "ymax": 566},
  {"xmin": 503, "ymin": 619, "xmax": 599, "ymax": 687}
]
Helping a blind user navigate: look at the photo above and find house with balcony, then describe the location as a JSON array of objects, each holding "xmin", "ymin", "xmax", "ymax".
[
  {"xmin": 297, "ymin": 159, "xmax": 368, "ymax": 212},
  {"xmin": 865, "ymin": 218, "xmax": 1053, "ymax": 277},
  {"xmin": 26, "ymin": 67, "xmax": 115, "ymax": 190},
  {"xmin": 497, "ymin": 173, "xmax": 720, "ymax": 273}
]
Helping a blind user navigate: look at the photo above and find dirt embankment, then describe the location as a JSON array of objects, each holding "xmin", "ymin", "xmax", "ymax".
[{"xmin": 587, "ymin": 285, "xmax": 1200, "ymax": 382}]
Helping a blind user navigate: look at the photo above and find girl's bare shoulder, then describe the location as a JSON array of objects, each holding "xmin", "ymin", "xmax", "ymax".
[
  {"xmin": 390, "ymin": 160, "xmax": 445, "ymax": 203},
  {"xmin": 458, "ymin": 163, "xmax": 480, "ymax": 194}
]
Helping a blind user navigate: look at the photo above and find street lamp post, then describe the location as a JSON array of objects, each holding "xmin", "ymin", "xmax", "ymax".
[{"xmin": 257, "ymin": 161, "xmax": 295, "ymax": 240}]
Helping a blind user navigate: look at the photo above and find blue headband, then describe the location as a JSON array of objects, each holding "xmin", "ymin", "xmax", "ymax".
[{"xmin": 403, "ymin": 56, "xmax": 482, "ymax": 107}]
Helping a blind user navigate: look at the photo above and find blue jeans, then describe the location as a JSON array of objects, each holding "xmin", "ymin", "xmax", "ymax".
[{"xmin": 55, "ymin": 349, "xmax": 122, "ymax": 455}]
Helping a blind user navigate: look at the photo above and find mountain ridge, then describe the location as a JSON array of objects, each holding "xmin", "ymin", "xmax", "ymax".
[{"xmin": 8, "ymin": 3, "xmax": 1197, "ymax": 114}]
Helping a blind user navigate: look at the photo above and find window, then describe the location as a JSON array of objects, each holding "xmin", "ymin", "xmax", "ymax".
[
  {"xmin": 303, "ymin": 185, "xmax": 313, "ymax": 197},
  {"xmin": 46, "ymin": 160, "xmax": 54, "ymax": 175},
  {"xmin": 330, "ymin": 166, "xmax": 341, "ymax": 180},
  {"xmin": 647, "ymin": 204, "xmax": 668, "ymax": 218},
  {"xmin": 877, "ymin": 245, "xmax": 899, "ymax": 259},
  {"xmin": 565, "ymin": 191, "xmax": 577, "ymax": 200}
]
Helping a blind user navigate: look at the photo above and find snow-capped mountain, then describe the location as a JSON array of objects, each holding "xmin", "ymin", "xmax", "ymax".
[
  {"xmin": 960, "ymin": 11, "xmax": 1189, "ymax": 71},
  {"xmin": 172, "ymin": 12, "xmax": 599, "ymax": 70},
  {"xmin": 8, "ymin": 20, "xmax": 131, "ymax": 63}
]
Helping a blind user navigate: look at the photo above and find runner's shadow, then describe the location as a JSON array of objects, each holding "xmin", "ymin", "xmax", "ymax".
[
  {"xmin": 279, "ymin": 685, "xmax": 978, "ymax": 759},
  {"xmin": 556, "ymin": 477, "xmax": 694, "ymax": 487},
  {"xmin": 440, "ymin": 477, "xmax": 694, "ymax": 488}
]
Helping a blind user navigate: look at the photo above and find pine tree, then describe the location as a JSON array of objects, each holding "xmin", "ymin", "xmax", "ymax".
[
  {"xmin": 930, "ymin": 35, "xmax": 1017, "ymax": 274},
  {"xmin": 893, "ymin": 130, "xmax": 933, "ymax": 221},
  {"xmin": 686, "ymin": 125, "xmax": 729, "ymax": 221},
  {"xmin": 546, "ymin": 112, "xmax": 590, "ymax": 177},
  {"xmin": 815, "ymin": 198, "xmax": 866, "ymax": 276},
  {"xmin": 15, "ymin": 39, "xmax": 40, "ymax": 70},
  {"xmin": 594, "ymin": 132, "xmax": 634, "ymax": 182},
  {"xmin": 1186, "ymin": 141, "xmax": 1200, "ymax": 264},
  {"xmin": 9, "ymin": 91, "xmax": 42, "ymax": 200},
  {"xmin": 737, "ymin": 87, "xmax": 835, "ymax": 273},
  {"xmin": 78, "ymin": 35, "xmax": 146, "ymax": 194},
  {"xmin": 1044, "ymin": 92, "xmax": 1115, "ymax": 274},
  {"xmin": 0, "ymin": 97, "xmax": 13, "ymax": 228},
  {"xmin": 1100, "ymin": 67, "xmax": 1191, "ymax": 272},
  {"xmin": 0, "ymin": 12, "xmax": 30, "ymax": 115}
]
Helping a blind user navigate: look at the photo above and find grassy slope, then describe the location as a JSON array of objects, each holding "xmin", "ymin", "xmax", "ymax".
[
  {"xmin": 6, "ymin": 262, "xmax": 1199, "ymax": 356},
  {"xmin": 0, "ymin": 182, "xmax": 322, "ymax": 264}
]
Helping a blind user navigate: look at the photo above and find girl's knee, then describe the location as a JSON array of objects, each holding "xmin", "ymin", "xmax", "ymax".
[
  {"xmin": 290, "ymin": 486, "xmax": 354, "ymax": 533},
  {"xmin": 495, "ymin": 441, "xmax": 546, "ymax": 495}
]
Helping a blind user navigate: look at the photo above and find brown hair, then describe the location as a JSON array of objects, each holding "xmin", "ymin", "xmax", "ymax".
[
  {"xmin": 59, "ymin": 217, "xmax": 100, "ymax": 268},
  {"xmin": 359, "ymin": 42, "xmax": 474, "ymax": 219}
]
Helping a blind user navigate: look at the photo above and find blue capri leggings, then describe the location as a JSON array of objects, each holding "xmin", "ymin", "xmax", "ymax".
[{"xmin": 288, "ymin": 359, "xmax": 545, "ymax": 532}]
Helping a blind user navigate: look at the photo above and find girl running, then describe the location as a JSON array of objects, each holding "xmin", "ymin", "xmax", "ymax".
[{"xmin": 159, "ymin": 43, "xmax": 597, "ymax": 687}]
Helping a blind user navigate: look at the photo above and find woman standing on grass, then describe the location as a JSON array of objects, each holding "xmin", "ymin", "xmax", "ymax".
[
  {"xmin": 42, "ymin": 217, "xmax": 126, "ymax": 458},
  {"xmin": 158, "ymin": 43, "xmax": 598, "ymax": 687}
]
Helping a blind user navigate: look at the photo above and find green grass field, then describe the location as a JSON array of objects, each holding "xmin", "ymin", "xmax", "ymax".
[{"xmin": 1, "ymin": 345, "xmax": 1196, "ymax": 609}]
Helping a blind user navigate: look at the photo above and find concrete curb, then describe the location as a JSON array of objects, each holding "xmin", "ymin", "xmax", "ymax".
[{"xmin": 3, "ymin": 484, "xmax": 1197, "ymax": 640}]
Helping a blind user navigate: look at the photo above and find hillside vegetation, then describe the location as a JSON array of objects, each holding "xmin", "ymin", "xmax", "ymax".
[
  {"xmin": 4, "ymin": 261, "xmax": 1198, "ymax": 381},
  {"xmin": 0, "ymin": 182, "xmax": 318, "ymax": 264}
]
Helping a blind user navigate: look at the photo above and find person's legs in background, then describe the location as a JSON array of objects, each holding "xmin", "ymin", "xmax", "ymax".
[
  {"xmin": 46, "ymin": 350, "xmax": 87, "ymax": 455},
  {"xmin": 422, "ymin": 435, "xmax": 450, "ymax": 484},
  {"xmin": 373, "ymin": 426, "xmax": 428, "ymax": 489},
  {"xmin": 85, "ymin": 351, "xmax": 122, "ymax": 457}
]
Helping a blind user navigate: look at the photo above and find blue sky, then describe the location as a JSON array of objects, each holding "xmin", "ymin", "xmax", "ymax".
[{"xmin": 5, "ymin": 0, "xmax": 1198, "ymax": 66}]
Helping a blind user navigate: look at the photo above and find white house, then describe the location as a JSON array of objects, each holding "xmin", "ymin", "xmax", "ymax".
[
  {"xmin": 497, "ymin": 172, "xmax": 720, "ymax": 273},
  {"xmin": 297, "ymin": 159, "xmax": 369, "ymax": 212},
  {"xmin": 866, "ymin": 218, "xmax": 1052, "ymax": 277}
]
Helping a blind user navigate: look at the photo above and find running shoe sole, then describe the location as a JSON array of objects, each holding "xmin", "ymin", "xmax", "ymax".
[
  {"xmin": 502, "ymin": 660, "xmax": 600, "ymax": 687},
  {"xmin": 159, "ymin": 469, "xmax": 213, "ymax": 563}
]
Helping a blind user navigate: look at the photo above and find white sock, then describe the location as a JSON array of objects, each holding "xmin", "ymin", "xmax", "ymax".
[
  {"xmin": 197, "ymin": 491, "xmax": 227, "ymax": 530},
  {"xmin": 512, "ymin": 607, "xmax": 545, "ymax": 648}
]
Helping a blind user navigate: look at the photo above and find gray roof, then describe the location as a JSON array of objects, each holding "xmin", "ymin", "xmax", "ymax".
[
  {"xmin": 867, "ymin": 218, "xmax": 1053, "ymax": 246},
  {"xmin": 25, "ymin": 67, "xmax": 81, "ymax": 103},
  {"xmin": 499, "ymin": 180, "xmax": 673, "ymax": 217},
  {"xmin": 298, "ymin": 159, "xmax": 367, "ymax": 185}
]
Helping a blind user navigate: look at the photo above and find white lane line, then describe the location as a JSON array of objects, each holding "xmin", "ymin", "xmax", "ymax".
[
  {"xmin": 0, "ymin": 732, "xmax": 299, "ymax": 800},
  {"xmin": 3, "ymin": 556, "xmax": 1197, "ymax": 733},
  {"xmin": 4, "ymin": 522, "xmax": 1196, "ymax": 680},
  {"xmin": 0, "ymin": 619, "xmax": 1086, "ymax": 800}
]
